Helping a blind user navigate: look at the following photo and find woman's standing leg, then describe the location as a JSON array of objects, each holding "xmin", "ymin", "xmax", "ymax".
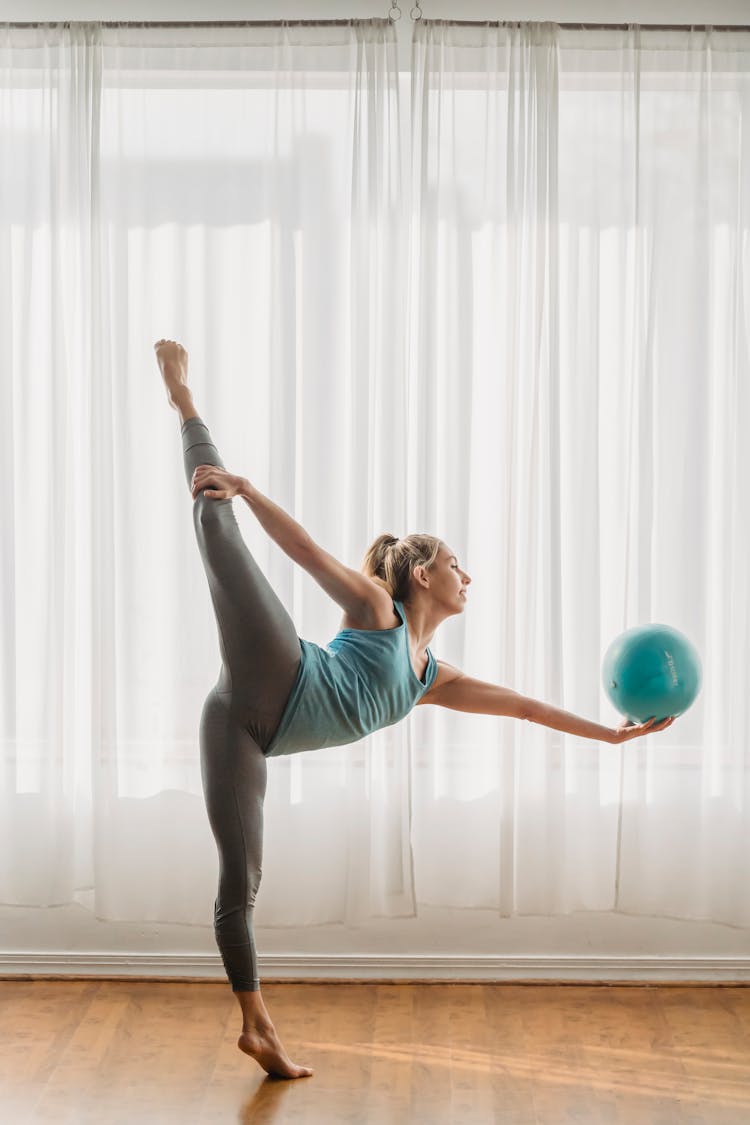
[
  {"xmin": 199, "ymin": 691, "xmax": 267, "ymax": 991},
  {"xmin": 154, "ymin": 340, "xmax": 312, "ymax": 1079},
  {"xmin": 200, "ymin": 690, "xmax": 312, "ymax": 1078}
]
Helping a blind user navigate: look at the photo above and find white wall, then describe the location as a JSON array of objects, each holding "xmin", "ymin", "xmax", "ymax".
[{"xmin": 2, "ymin": 0, "xmax": 748, "ymax": 979}]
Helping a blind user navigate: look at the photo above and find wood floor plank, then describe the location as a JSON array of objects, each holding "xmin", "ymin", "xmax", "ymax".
[
  {"xmin": 1, "ymin": 981, "xmax": 748, "ymax": 1124},
  {"xmin": 485, "ymin": 985, "xmax": 540, "ymax": 1122},
  {"xmin": 368, "ymin": 983, "xmax": 414, "ymax": 1121},
  {"xmin": 445, "ymin": 984, "xmax": 496, "ymax": 1124},
  {"xmin": 30, "ymin": 985, "xmax": 131, "ymax": 1123},
  {"xmin": 658, "ymin": 987, "xmax": 750, "ymax": 1121},
  {"xmin": 410, "ymin": 983, "xmax": 457, "ymax": 1123}
]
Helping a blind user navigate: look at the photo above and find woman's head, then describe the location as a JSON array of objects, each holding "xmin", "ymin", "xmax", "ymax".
[{"xmin": 361, "ymin": 533, "xmax": 471, "ymax": 611}]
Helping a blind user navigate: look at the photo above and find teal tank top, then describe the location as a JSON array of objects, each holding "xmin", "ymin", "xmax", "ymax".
[{"xmin": 264, "ymin": 599, "xmax": 438, "ymax": 757}]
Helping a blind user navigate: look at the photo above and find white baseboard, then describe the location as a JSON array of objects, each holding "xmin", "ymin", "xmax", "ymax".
[{"xmin": 1, "ymin": 952, "xmax": 749, "ymax": 982}]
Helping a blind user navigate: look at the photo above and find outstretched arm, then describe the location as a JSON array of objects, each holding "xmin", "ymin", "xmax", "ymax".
[
  {"xmin": 190, "ymin": 466, "xmax": 386, "ymax": 619},
  {"xmin": 417, "ymin": 662, "xmax": 674, "ymax": 745}
]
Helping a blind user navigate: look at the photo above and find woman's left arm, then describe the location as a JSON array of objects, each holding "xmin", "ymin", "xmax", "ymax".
[{"xmin": 417, "ymin": 663, "xmax": 674, "ymax": 745}]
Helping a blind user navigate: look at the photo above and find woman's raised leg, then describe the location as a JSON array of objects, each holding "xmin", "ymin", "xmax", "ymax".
[{"xmin": 154, "ymin": 339, "xmax": 301, "ymax": 746}]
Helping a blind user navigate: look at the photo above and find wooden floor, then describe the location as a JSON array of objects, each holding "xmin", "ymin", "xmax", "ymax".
[{"xmin": 2, "ymin": 980, "xmax": 749, "ymax": 1123}]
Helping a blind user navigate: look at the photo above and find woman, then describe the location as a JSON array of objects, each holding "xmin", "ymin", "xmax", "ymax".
[{"xmin": 154, "ymin": 339, "xmax": 674, "ymax": 1080}]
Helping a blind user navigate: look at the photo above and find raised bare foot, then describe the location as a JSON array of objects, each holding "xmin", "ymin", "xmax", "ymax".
[
  {"xmin": 238, "ymin": 1022, "xmax": 313, "ymax": 1080},
  {"xmin": 154, "ymin": 339, "xmax": 190, "ymax": 411}
]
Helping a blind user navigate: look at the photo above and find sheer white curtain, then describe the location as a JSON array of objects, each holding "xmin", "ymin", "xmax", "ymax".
[
  {"xmin": 1, "ymin": 19, "xmax": 412, "ymax": 926},
  {"xmin": 408, "ymin": 22, "xmax": 750, "ymax": 926},
  {"xmin": 1, "ymin": 19, "xmax": 749, "ymax": 933}
]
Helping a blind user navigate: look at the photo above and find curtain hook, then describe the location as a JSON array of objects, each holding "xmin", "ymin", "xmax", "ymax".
[
  {"xmin": 411, "ymin": 1, "xmax": 423, "ymax": 19},
  {"xmin": 388, "ymin": 3, "xmax": 402, "ymax": 20}
]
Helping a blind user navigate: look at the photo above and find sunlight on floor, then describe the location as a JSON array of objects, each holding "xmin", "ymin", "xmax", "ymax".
[{"xmin": 300, "ymin": 1039, "xmax": 750, "ymax": 1108}]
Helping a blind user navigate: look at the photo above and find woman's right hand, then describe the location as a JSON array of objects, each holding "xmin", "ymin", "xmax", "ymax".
[{"xmin": 191, "ymin": 465, "xmax": 249, "ymax": 502}]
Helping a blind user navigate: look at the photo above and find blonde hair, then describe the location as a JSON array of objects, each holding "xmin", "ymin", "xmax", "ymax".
[{"xmin": 360, "ymin": 533, "xmax": 443, "ymax": 603}]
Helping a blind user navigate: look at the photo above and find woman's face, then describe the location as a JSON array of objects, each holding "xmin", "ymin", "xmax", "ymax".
[{"xmin": 422, "ymin": 544, "xmax": 471, "ymax": 613}]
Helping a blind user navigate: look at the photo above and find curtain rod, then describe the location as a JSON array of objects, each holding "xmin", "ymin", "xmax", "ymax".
[{"xmin": 3, "ymin": 21, "xmax": 750, "ymax": 32}]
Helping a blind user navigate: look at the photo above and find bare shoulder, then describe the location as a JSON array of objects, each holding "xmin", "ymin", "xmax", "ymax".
[{"xmin": 338, "ymin": 581, "xmax": 400, "ymax": 631}]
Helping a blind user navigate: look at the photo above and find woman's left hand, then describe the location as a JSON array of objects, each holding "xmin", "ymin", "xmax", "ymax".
[
  {"xmin": 191, "ymin": 465, "xmax": 247, "ymax": 501},
  {"xmin": 611, "ymin": 715, "xmax": 675, "ymax": 744}
]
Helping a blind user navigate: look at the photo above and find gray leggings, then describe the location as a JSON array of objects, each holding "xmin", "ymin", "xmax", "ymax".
[{"xmin": 182, "ymin": 416, "xmax": 301, "ymax": 992}]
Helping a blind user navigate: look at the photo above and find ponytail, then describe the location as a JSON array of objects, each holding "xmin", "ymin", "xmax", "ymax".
[{"xmin": 360, "ymin": 532, "xmax": 443, "ymax": 603}]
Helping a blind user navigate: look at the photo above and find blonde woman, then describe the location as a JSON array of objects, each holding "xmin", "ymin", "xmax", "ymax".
[{"xmin": 154, "ymin": 339, "xmax": 673, "ymax": 1080}]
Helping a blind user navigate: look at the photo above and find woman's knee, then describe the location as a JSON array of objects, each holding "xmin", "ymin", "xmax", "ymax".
[
  {"xmin": 192, "ymin": 496, "xmax": 238, "ymax": 552},
  {"xmin": 193, "ymin": 491, "xmax": 231, "ymax": 523},
  {"xmin": 216, "ymin": 869, "xmax": 262, "ymax": 916}
]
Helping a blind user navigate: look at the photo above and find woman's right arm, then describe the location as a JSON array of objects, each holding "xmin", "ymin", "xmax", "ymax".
[
  {"xmin": 190, "ymin": 464, "xmax": 313, "ymax": 560},
  {"xmin": 239, "ymin": 479, "xmax": 313, "ymax": 563},
  {"xmin": 190, "ymin": 466, "xmax": 387, "ymax": 617},
  {"xmin": 239, "ymin": 480, "xmax": 387, "ymax": 619}
]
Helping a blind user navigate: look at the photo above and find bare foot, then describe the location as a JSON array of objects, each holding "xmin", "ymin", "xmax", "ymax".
[
  {"xmin": 154, "ymin": 339, "xmax": 190, "ymax": 410},
  {"xmin": 238, "ymin": 1022, "xmax": 313, "ymax": 1080}
]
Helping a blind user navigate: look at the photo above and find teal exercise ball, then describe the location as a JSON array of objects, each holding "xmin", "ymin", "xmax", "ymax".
[{"xmin": 602, "ymin": 624, "xmax": 702, "ymax": 724}]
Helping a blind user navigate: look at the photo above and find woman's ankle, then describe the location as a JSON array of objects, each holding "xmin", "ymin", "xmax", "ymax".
[
  {"xmin": 236, "ymin": 988, "xmax": 273, "ymax": 1032},
  {"xmin": 172, "ymin": 388, "xmax": 198, "ymax": 425}
]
